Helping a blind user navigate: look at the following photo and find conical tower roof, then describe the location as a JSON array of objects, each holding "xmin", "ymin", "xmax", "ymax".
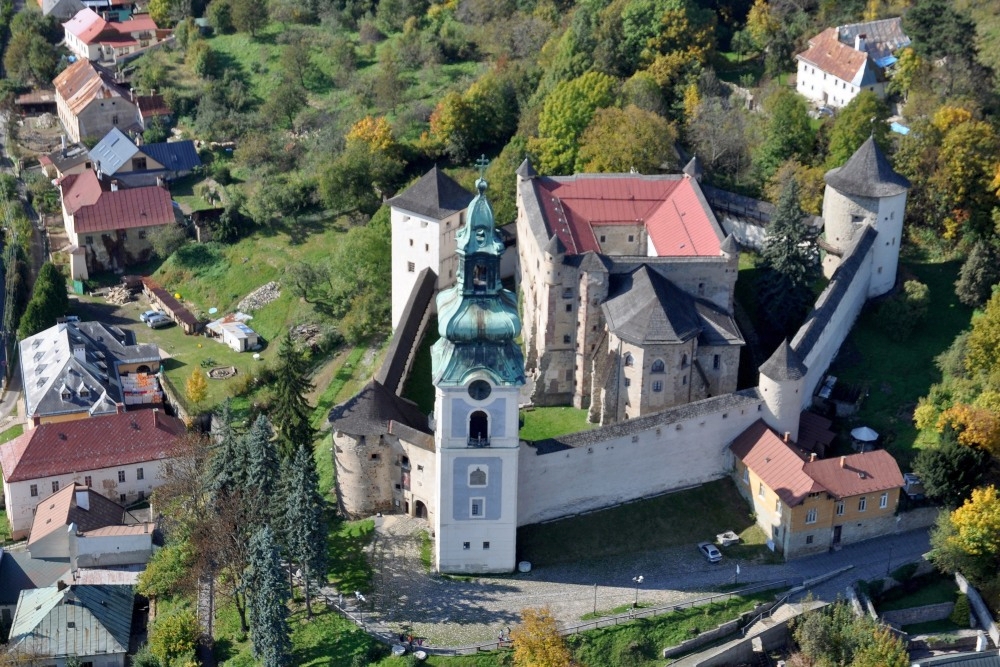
[
  {"xmin": 759, "ymin": 340, "xmax": 807, "ymax": 381},
  {"xmin": 824, "ymin": 136, "xmax": 910, "ymax": 198}
]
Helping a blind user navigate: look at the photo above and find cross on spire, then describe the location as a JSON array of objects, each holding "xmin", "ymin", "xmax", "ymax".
[{"xmin": 476, "ymin": 154, "xmax": 490, "ymax": 179}]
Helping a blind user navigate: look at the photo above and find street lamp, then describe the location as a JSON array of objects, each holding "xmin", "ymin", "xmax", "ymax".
[{"xmin": 632, "ymin": 575, "xmax": 644, "ymax": 608}]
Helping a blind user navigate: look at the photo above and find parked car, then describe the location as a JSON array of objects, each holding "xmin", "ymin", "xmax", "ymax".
[
  {"xmin": 140, "ymin": 309, "xmax": 163, "ymax": 323},
  {"xmin": 146, "ymin": 314, "xmax": 173, "ymax": 329},
  {"xmin": 698, "ymin": 541, "xmax": 722, "ymax": 563}
]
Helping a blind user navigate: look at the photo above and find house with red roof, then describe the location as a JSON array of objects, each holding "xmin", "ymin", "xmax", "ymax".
[
  {"xmin": 515, "ymin": 158, "xmax": 743, "ymax": 423},
  {"xmin": 731, "ymin": 420, "xmax": 905, "ymax": 557},
  {"xmin": 59, "ymin": 169, "xmax": 179, "ymax": 279},
  {"xmin": 63, "ymin": 8, "xmax": 166, "ymax": 64},
  {"xmin": 0, "ymin": 410, "xmax": 185, "ymax": 540}
]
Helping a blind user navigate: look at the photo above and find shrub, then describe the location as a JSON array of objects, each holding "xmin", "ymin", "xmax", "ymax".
[
  {"xmin": 890, "ymin": 563, "xmax": 919, "ymax": 584},
  {"xmin": 148, "ymin": 609, "xmax": 199, "ymax": 665},
  {"xmin": 950, "ymin": 593, "xmax": 971, "ymax": 627},
  {"xmin": 874, "ymin": 280, "xmax": 930, "ymax": 341}
]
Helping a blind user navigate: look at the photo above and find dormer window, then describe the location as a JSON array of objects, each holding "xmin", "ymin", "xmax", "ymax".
[{"xmin": 79, "ymin": 387, "xmax": 90, "ymax": 397}]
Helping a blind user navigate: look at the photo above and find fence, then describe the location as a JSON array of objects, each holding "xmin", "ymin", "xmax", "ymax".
[{"xmin": 307, "ymin": 576, "xmax": 798, "ymax": 657}]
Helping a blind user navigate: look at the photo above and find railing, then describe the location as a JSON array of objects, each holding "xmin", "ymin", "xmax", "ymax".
[
  {"xmin": 467, "ymin": 436, "xmax": 490, "ymax": 448},
  {"xmin": 741, "ymin": 590, "xmax": 793, "ymax": 636}
]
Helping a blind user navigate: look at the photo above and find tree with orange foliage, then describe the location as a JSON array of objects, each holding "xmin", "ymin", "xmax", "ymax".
[
  {"xmin": 937, "ymin": 404, "xmax": 1000, "ymax": 455},
  {"xmin": 511, "ymin": 607, "xmax": 573, "ymax": 667}
]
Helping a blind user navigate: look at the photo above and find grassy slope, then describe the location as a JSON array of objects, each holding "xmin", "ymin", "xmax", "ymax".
[
  {"xmin": 517, "ymin": 478, "xmax": 759, "ymax": 565},
  {"xmin": 519, "ymin": 406, "xmax": 594, "ymax": 440},
  {"xmin": 830, "ymin": 259, "xmax": 971, "ymax": 468},
  {"xmin": 878, "ymin": 572, "xmax": 958, "ymax": 611}
]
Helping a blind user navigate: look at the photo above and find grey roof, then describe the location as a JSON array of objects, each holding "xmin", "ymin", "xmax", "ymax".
[
  {"xmin": 328, "ymin": 380, "xmax": 430, "ymax": 437},
  {"xmin": 836, "ymin": 17, "xmax": 910, "ymax": 64},
  {"xmin": 39, "ymin": 0, "xmax": 84, "ymax": 19},
  {"xmin": 545, "ymin": 234, "xmax": 566, "ymax": 256},
  {"xmin": 683, "ymin": 156, "xmax": 703, "ymax": 180},
  {"xmin": 824, "ymin": 136, "xmax": 910, "ymax": 198},
  {"xmin": 603, "ymin": 266, "xmax": 703, "ymax": 345},
  {"xmin": 45, "ymin": 143, "xmax": 91, "ymax": 174},
  {"xmin": 516, "ymin": 157, "xmax": 537, "ymax": 178},
  {"xmin": 759, "ymin": 340, "xmax": 807, "ymax": 381},
  {"xmin": 576, "ymin": 251, "xmax": 611, "ymax": 273},
  {"xmin": 528, "ymin": 389, "xmax": 762, "ymax": 451},
  {"xmin": 720, "ymin": 233, "xmax": 738, "ymax": 255},
  {"xmin": 141, "ymin": 140, "xmax": 202, "ymax": 173},
  {"xmin": 20, "ymin": 322, "xmax": 160, "ymax": 420},
  {"xmin": 377, "ymin": 268, "xmax": 437, "ymax": 394},
  {"xmin": 89, "ymin": 128, "xmax": 139, "ymax": 177},
  {"xmin": 913, "ymin": 653, "xmax": 1000, "ymax": 667},
  {"xmin": 0, "ymin": 550, "xmax": 70, "ymax": 606},
  {"xmin": 793, "ymin": 226, "xmax": 878, "ymax": 360},
  {"xmin": 695, "ymin": 300, "xmax": 745, "ymax": 346},
  {"xmin": 9, "ymin": 584, "xmax": 133, "ymax": 658},
  {"xmin": 387, "ymin": 166, "xmax": 474, "ymax": 220}
]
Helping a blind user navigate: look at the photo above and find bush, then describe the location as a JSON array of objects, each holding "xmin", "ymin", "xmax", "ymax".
[
  {"xmin": 874, "ymin": 280, "xmax": 930, "ymax": 341},
  {"xmin": 950, "ymin": 593, "xmax": 971, "ymax": 627},
  {"xmin": 890, "ymin": 563, "xmax": 919, "ymax": 584},
  {"xmin": 148, "ymin": 609, "xmax": 200, "ymax": 665}
]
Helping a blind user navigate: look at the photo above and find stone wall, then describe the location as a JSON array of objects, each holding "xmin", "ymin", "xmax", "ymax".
[
  {"xmin": 881, "ymin": 602, "xmax": 955, "ymax": 626},
  {"xmin": 956, "ymin": 571, "xmax": 1000, "ymax": 647}
]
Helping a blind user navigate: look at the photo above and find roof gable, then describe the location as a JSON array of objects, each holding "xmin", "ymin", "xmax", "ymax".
[
  {"xmin": 329, "ymin": 380, "xmax": 430, "ymax": 437},
  {"xmin": 89, "ymin": 127, "xmax": 139, "ymax": 176},
  {"xmin": 730, "ymin": 420, "xmax": 822, "ymax": 506},
  {"xmin": 803, "ymin": 450, "xmax": 904, "ymax": 498},
  {"xmin": 797, "ymin": 27, "xmax": 879, "ymax": 84},
  {"xmin": 388, "ymin": 166, "xmax": 474, "ymax": 220},
  {"xmin": 603, "ymin": 266, "xmax": 702, "ymax": 344},
  {"xmin": 53, "ymin": 60, "xmax": 133, "ymax": 117},
  {"xmin": 10, "ymin": 584, "xmax": 133, "ymax": 657},
  {"xmin": 63, "ymin": 8, "xmax": 108, "ymax": 43},
  {"xmin": 28, "ymin": 483, "xmax": 127, "ymax": 546}
]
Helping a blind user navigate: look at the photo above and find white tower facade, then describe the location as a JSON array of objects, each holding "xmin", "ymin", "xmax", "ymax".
[
  {"xmin": 821, "ymin": 136, "xmax": 910, "ymax": 297},
  {"xmin": 758, "ymin": 340, "xmax": 807, "ymax": 443},
  {"xmin": 431, "ymin": 170, "xmax": 525, "ymax": 574}
]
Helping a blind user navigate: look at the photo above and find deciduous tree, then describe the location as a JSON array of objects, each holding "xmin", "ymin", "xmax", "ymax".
[
  {"xmin": 913, "ymin": 436, "xmax": 989, "ymax": 508},
  {"xmin": 752, "ymin": 89, "xmax": 814, "ymax": 181},
  {"xmin": 231, "ymin": 0, "xmax": 267, "ymax": 35},
  {"xmin": 955, "ymin": 240, "xmax": 1000, "ymax": 308},
  {"xmin": 964, "ymin": 291, "xmax": 1000, "ymax": 384},
  {"xmin": 148, "ymin": 609, "xmax": 200, "ymax": 666},
  {"xmin": 576, "ymin": 105, "xmax": 676, "ymax": 173},
  {"xmin": 528, "ymin": 71, "xmax": 617, "ymax": 174},
  {"xmin": 825, "ymin": 91, "xmax": 890, "ymax": 168},
  {"xmin": 511, "ymin": 607, "xmax": 572, "ymax": 667},
  {"xmin": 185, "ymin": 370, "xmax": 208, "ymax": 409}
]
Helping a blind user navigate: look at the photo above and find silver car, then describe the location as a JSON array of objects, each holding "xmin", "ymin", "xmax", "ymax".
[{"xmin": 698, "ymin": 541, "xmax": 722, "ymax": 563}]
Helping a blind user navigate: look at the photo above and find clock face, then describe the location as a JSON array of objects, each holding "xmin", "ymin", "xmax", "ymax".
[{"xmin": 468, "ymin": 379, "xmax": 492, "ymax": 401}]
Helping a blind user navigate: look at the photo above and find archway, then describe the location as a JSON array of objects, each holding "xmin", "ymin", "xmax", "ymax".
[
  {"xmin": 415, "ymin": 500, "xmax": 428, "ymax": 519},
  {"xmin": 469, "ymin": 411, "xmax": 488, "ymax": 445}
]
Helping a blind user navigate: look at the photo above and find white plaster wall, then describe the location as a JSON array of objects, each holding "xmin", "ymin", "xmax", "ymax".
[
  {"xmin": 400, "ymin": 442, "xmax": 436, "ymax": 521},
  {"xmin": 391, "ymin": 207, "xmax": 441, "ymax": 329},
  {"xmin": 516, "ymin": 398, "xmax": 764, "ymax": 526},
  {"xmin": 759, "ymin": 373, "xmax": 803, "ymax": 443},
  {"xmin": 796, "ymin": 60, "xmax": 885, "ymax": 108},
  {"xmin": 73, "ymin": 531, "xmax": 152, "ymax": 567},
  {"xmin": 869, "ymin": 193, "xmax": 907, "ymax": 297},
  {"xmin": 3, "ymin": 459, "xmax": 171, "ymax": 540}
]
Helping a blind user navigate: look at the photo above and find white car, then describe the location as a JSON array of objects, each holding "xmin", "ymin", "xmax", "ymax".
[
  {"xmin": 698, "ymin": 541, "xmax": 722, "ymax": 563},
  {"xmin": 146, "ymin": 314, "xmax": 173, "ymax": 329}
]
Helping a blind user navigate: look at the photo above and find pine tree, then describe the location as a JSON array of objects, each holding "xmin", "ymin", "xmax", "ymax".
[
  {"xmin": 756, "ymin": 178, "xmax": 819, "ymax": 338},
  {"xmin": 271, "ymin": 333, "xmax": 316, "ymax": 459},
  {"xmin": 207, "ymin": 400, "xmax": 247, "ymax": 496},
  {"xmin": 955, "ymin": 240, "xmax": 1000, "ymax": 308},
  {"xmin": 283, "ymin": 444, "xmax": 328, "ymax": 618},
  {"xmin": 246, "ymin": 526, "xmax": 292, "ymax": 667},
  {"xmin": 245, "ymin": 415, "xmax": 280, "ymax": 522}
]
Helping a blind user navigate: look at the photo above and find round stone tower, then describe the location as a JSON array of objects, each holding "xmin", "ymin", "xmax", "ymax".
[
  {"xmin": 822, "ymin": 136, "xmax": 910, "ymax": 297},
  {"xmin": 758, "ymin": 340, "xmax": 807, "ymax": 443}
]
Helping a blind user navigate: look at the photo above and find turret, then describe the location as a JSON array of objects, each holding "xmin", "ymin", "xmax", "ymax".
[{"xmin": 758, "ymin": 340, "xmax": 806, "ymax": 443}]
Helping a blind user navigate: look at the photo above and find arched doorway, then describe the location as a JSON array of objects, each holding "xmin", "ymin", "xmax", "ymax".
[
  {"xmin": 469, "ymin": 410, "xmax": 488, "ymax": 446},
  {"xmin": 414, "ymin": 500, "xmax": 428, "ymax": 519}
]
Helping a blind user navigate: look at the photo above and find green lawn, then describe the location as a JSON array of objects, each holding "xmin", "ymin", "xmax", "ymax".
[
  {"xmin": 877, "ymin": 572, "xmax": 959, "ymax": 611},
  {"xmin": 170, "ymin": 173, "xmax": 217, "ymax": 213},
  {"xmin": 831, "ymin": 259, "xmax": 971, "ymax": 467},
  {"xmin": 0, "ymin": 509, "xmax": 12, "ymax": 543},
  {"xmin": 0, "ymin": 422, "xmax": 23, "ymax": 444},
  {"xmin": 519, "ymin": 406, "xmax": 594, "ymax": 441},
  {"xmin": 903, "ymin": 618, "xmax": 964, "ymax": 635},
  {"xmin": 517, "ymin": 477, "xmax": 755, "ymax": 565}
]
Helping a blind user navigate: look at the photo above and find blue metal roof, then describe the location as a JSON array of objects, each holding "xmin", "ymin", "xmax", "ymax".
[
  {"xmin": 9, "ymin": 584, "xmax": 133, "ymax": 658},
  {"xmin": 140, "ymin": 140, "xmax": 202, "ymax": 173},
  {"xmin": 89, "ymin": 128, "xmax": 139, "ymax": 176}
]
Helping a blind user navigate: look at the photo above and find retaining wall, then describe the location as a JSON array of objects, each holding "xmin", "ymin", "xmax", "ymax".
[
  {"xmin": 881, "ymin": 602, "xmax": 955, "ymax": 626},
  {"xmin": 956, "ymin": 572, "xmax": 1000, "ymax": 647}
]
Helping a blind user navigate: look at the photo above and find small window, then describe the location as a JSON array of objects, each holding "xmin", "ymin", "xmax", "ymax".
[
  {"xmin": 742, "ymin": 466, "xmax": 749, "ymax": 484},
  {"xmin": 370, "ymin": 453, "xmax": 380, "ymax": 461},
  {"xmin": 775, "ymin": 499, "xmax": 781, "ymax": 516},
  {"xmin": 118, "ymin": 470, "xmax": 126, "ymax": 482},
  {"xmin": 880, "ymin": 492, "xmax": 889, "ymax": 509},
  {"xmin": 425, "ymin": 244, "xmax": 429, "ymax": 251},
  {"xmin": 120, "ymin": 493, "xmax": 127, "ymax": 503},
  {"xmin": 631, "ymin": 435, "xmax": 639, "ymax": 443},
  {"xmin": 52, "ymin": 481, "xmax": 60, "ymax": 493},
  {"xmin": 131, "ymin": 157, "xmax": 147, "ymax": 170},
  {"xmin": 806, "ymin": 508, "xmax": 817, "ymax": 524},
  {"xmin": 627, "ymin": 235, "xmax": 634, "ymax": 242},
  {"xmin": 463, "ymin": 542, "xmax": 470, "ymax": 550},
  {"xmin": 483, "ymin": 541, "xmax": 490, "ymax": 550},
  {"xmin": 758, "ymin": 483, "xmax": 765, "ymax": 499},
  {"xmin": 30, "ymin": 484, "xmax": 38, "ymax": 497},
  {"xmin": 624, "ymin": 378, "xmax": 631, "ymax": 388},
  {"xmin": 599, "ymin": 235, "xmax": 606, "ymax": 242},
  {"xmin": 85, "ymin": 236, "xmax": 94, "ymax": 244},
  {"xmin": 806, "ymin": 535, "xmax": 814, "ymax": 544},
  {"xmin": 417, "ymin": 465, "xmax": 424, "ymax": 471},
  {"xmin": 407, "ymin": 262, "xmax": 415, "ymax": 273},
  {"xmin": 624, "ymin": 354, "xmax": 634, "ymax": 367},
  {"xmin": 112, "ymin": 114, "xmax": 119, "ymax": 125},
  {"xmin": 137, "ymin": 490, "xmax": 144, "ymax": 501},
  {"xmin": 470, "ymin": 498, "xmax": 485, "ymax": 518},
  {"xmin": 137, "ymin": 467, "xmax": 144, "ymax": 480},
  {"xmin": 859, "ymin": 497, "xmax": 867, "ymax": 512},
  {"xmin": 836, "ymin": 501, "xmax": 844, "ymax": 516},
  {"xmin": 652, "ymin": 380, "xmax": 663, "ymax": 392},
  {"xmin": 138, "ymin": 230, "xmax": 147, "ymax": 240},
  {"xmin": 713, "ymin": 355, "xmax": 720, "ymax": 370},
  {"xmin": 682, "ymin": 376, "xmax": 687, "ymax": 386},
  {"xmin": 409, "ymin": 239, "xmax": 414, "ymax": 246},
  {"xmin": 84, "ymin": 476, "xmax": 92, "ymax": 487},
  {"xmin": 563, "ymin": 335, "xmax": 571, "ymax": 344},
  {"xmin": 651, "ymin": 359, "xmax": 664, "ymax": 373},
  {"xmin": 565, "ymin": 304, "xmax": 572, "ymax": 312}
]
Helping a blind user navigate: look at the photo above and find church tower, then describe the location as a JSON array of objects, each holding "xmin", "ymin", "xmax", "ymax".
[{"xmin": 432, "ymin": 163, "xmax": 525, "ymax": 574}]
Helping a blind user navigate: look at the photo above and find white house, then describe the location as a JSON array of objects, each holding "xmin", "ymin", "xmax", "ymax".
[
  {"xmin": 0, "ymin": 410, "xmax": 186, "ymax": 540},
  {"xmin": 796, "ymin": 18, "xmax": 909, "ymax": 108},
  {"xmin": 205, "ymin": 314, "xmax": 259, "ymax": 352}
]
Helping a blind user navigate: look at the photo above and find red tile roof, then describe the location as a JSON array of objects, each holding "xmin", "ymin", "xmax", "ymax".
[
  {"xmin": 28, "ymin": 483, "xmax": 127, "ymax": 545},
  {"xmin": 730, "ymin": 420, "xmax": 821, "ymax": 507},
  {"xmin": 804, "ymin": 450, "xmax": 904, "ymax": 499},
  {"xmin": 109, "ymin": 14, "xmax": 158, "ymax": 33},
  {"xmin": 63, "ymin": 8, "xmax": 109, "ymax": 45},
  {"xmin": 0, "ymin": 411, "xmax": 186, "ymax": 483},
  {"xmin": 61, "ymin": 170, "xmax": 106, "ymax": 214},
  {"xmin": 136, "ymin": 95, "xmax": 170, "ymax": 118},
  {"xmin": 533, "ymin": 175, "xmax": 722, "ymax": 256},
  {"xmin": 731, "ymin": 420, "xmax": 905, "ymax": 506},
  {"xmin": 797, "ymin": 27, "xmax": 870, "ymax": 83},
  {"xmin": 73, "ymin": 185, "xmax": 175, "ymax": 233}
]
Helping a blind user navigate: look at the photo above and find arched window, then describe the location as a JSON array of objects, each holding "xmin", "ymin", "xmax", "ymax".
[
  {"xmin": 651, "ymin": 359, "xmax": 665, "ymax": 374},
  {"xmin": 624, "ymin": 353, "xmax": 634, "ymax": 367},
  {"xmin": 681, "ymin": 354, "xmax": 688, "ymax": 368},
  {"xmin": 469, "ymin": 411, "xmax": 489, "ymax": 446}
]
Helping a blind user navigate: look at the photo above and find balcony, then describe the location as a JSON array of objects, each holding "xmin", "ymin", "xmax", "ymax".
[{"xmin": 467, "ymin": 435, "xmax": 490, "ymax": 448}]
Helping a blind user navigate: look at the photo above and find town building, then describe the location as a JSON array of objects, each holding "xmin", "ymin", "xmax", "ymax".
[
  {"xmin": 89, "ymin": 127, "xmax": 201, "ymax": 187},
  {"xmin": 63, "ymin": 8, "xmax": 165, "ymax": 64},
  {"xmin": 53, "ymin": 60, "xmax": 139, "ymax": 144},
  {"xmin": 8, "ymin": 584, "xmax": 134, "ymax": 666},
  {"xmin": 0, "ymin": 410, "xmax": 185, "ymax": 540},
  {"xmin": 731, "ymin": 419, "xmax": 904, "ymax": 557},
  {"xmin": 19, "ymin": 320, "xmax": 162, "ymax": 426},
  {"xmin": 58, "ymin": 169, "xmax": 179, "ymax": 279},
  {"xmin": 796, "ymin": 18, "xmax": 910, "ymax": 108},
  {"xmin": 515, "ymin": 160, "xmax": 742, "ymax": 423}
]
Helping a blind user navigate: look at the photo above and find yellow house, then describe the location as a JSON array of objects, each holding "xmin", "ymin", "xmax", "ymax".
[{"xmin": 731, "ymin": 420, "xmax": 904, "ymax": 558}]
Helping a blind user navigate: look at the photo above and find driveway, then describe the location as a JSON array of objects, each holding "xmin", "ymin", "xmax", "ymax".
[{"xmin": 350, "ymin": 515, "xmax": 931, "ymax": 647}]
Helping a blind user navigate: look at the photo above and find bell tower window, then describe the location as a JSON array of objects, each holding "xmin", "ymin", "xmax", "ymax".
[{"xmin": 469, "ymin": 411, "xmax": 489, "ymax": 447}]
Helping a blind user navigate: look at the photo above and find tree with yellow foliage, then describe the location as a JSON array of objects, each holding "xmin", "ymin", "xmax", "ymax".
[
  {"xmin": 345, "ymin": 116, "xmax": 398, "ymax": 155},
  {"xmin": 511, "ymin": 607, "xmax": 573, "ymax": 667},
  {"xmin": 937, "ymin": 404, "xmax": 1000, "ymax": 456},
  {"xmin": 931, "ymin": 485, "xmax": 1000, "ymax": 583},
  {"xmin": 185, "ymin": 370, "xmax": 208, "ymax": 410}
]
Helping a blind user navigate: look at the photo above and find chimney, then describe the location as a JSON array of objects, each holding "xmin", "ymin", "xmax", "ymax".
[
  {"xmin": 57, "ymin": 580, "xmax": 67, "ymax": 591},
  {"xmin": 76, "ymin": 489, "xmax": 89, "ymax": 510},
  {"xmin": 839, "ymin": 456, "xmax": 846, "ymax": 468},
  {"xmin": 783, "ymin": 432, "xmax": 791, "ymax": 443},
  {"xmin": 61, "ymin": 134, "xmax": 67, "ymax": 154},
  {"xmin": 153, "ymin": 408, "xmax": 158, "ymax": 427},
  {"xmin": 855, "ymin": 33, "xmax": 867, "ymax": 52},
  {"xmin": 95, "ymin": 161, "xmax": 103, "ymax": 180},
  {"xmin": 72, "ymin": 343, "xmax": 86, "ymax": 362},
  {"xmin": 111, "ymin": 180, "xmax": 119, "ymax": 192},
  {"xmin": 809, "ymin": 452, "xmax": 817, "ymax": 462}
]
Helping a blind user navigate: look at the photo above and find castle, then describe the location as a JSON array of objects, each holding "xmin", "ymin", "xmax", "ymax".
[{"xmin": 329, "ymin": 137, "xmax": 910, "ymax": 571}]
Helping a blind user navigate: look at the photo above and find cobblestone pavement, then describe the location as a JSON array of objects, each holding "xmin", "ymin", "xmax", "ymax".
[{"xmin": 357, "ymin": 515, "xmax": 931, "ymax": 647}]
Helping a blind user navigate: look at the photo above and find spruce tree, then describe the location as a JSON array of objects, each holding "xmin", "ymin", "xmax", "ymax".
[
  {"xmin": 283, "ymin": 444, "xmax": 328, "ymax": 618},
  {"xmin": 207, "ymin": 400, "xmax": 248, "ymax": 496},
  {"xmin": 245, "ymin": 415, "xmax": 280, "ymax": 523},
  {"xmin": 955, "ymin": 240, "xmax": 1000, "ymax": 308},
  {"xmin": 271, "ymin": 333, "xmax": 316, "ymax": 459},
  {"xmin": 756, "ymin": 178, "xmax": 819, "ymax": 338},
  {"xmin": 246, "ymin": 526, "xmax": 292, "ymax": 667}
]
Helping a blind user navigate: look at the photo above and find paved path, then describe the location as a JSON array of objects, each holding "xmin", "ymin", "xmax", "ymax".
[{"xmin": 355, "ymin": 516, "xmax": 930, "ymax": 647}]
